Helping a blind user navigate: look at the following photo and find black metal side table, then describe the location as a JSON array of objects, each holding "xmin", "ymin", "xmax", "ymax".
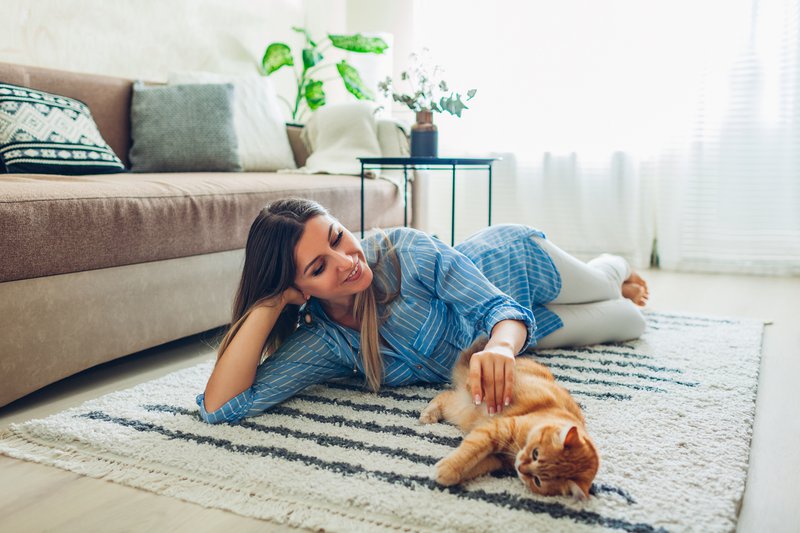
[{"xmin": 358, "ymin": 157, "xmax": 497, "ymax": 246}]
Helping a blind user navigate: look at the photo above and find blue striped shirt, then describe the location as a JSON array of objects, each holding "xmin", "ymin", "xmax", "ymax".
[{"xmin": 197, "ymin": 224, "xmax": 563, "ymax": 424}]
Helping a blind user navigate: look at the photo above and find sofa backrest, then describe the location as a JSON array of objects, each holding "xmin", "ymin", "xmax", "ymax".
[{"xmin": 0, "ymin": 62, "xmax": 310, "ymax": 169}]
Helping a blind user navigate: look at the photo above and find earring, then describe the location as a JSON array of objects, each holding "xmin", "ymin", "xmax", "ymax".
[{"xmin": 304, "ymin": 295, "xmax": 312, "ymax": 324}]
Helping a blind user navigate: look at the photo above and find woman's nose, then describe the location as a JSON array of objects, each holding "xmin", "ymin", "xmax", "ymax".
[{"xmin": 335, "ymin": 252, "xmax": 355, "ymax": 270}]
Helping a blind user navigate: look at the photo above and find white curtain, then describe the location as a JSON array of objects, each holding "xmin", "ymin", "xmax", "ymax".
[
  {"xmin": 654, "ymin": 0, "xmax": 800, "ymax": 274},
  {"xmin": 410, "ymin": 0, "xmax": 799, "ymax": 273}
]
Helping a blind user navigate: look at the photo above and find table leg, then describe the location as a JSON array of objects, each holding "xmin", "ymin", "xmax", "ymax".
[
  {"xmin": 360, "ymin": 162, "xmax": 365, "ymax": 239},
  {"xmin": 488, "ymin": 163, "xmax": 493, "ymax": 227},
  {"xmin": 403, "ymin": 165, "xmax": 408, "ymax": 227},
  {"xmin": 451, "ymin": 164, "xmax": 456, "ymax": 246}
]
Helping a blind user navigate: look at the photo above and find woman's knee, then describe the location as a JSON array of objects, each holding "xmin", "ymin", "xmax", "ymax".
[{"xmin": 616, "ymin": 300, "xmax": 646, "ymax": 340}]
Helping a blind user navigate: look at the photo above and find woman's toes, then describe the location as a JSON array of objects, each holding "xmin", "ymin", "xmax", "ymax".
[{"xmin": 622, "ymin": 282, "xmax": 647, "ymax": 306}]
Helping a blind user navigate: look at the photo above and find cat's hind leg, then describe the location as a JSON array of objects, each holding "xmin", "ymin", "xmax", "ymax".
[
  {"xmin": 435, "ymin": 419, "xmax": 513, "ymax": 486},
  {"xmin": 419, "ymin": 390, "xmax": 455, "ymax": 424}
]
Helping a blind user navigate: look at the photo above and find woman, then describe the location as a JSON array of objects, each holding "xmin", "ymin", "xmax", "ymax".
[{"xmin": 199, "ymin": 198, "xmax": 648, "ymax": 424}]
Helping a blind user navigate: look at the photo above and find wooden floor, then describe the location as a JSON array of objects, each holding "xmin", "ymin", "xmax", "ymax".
[{"xmin": 1, "ymin": 269, "xmax": 798, "ymax": 532}]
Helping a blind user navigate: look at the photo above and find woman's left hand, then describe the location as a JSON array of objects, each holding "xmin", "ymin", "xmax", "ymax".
[{"xmin": 469, "ymin": 346, "xmax": 515, "ymax": 415}]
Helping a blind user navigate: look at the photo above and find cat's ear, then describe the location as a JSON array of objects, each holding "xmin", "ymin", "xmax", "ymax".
[
  {"xmin": 567, "ymin": 480, "xmax": 589, "ymax": 500},
  {"xmin": 561, "ymin": 425, "xmax": 581, "ymax": 448}
]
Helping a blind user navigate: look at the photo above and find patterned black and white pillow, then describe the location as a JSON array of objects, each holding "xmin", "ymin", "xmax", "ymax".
[{"xmin": 0, "ymin": 82, "xmax": 126, "ymax": 175}]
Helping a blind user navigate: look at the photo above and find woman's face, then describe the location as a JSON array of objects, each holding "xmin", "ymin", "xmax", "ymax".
[{"xmin": 293, "ymin": 215, "xmax": 373, "ymax": 304}]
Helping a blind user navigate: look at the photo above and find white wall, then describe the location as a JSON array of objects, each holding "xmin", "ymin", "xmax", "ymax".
[
  {"xmin": 346, "ymin": 0, "xmax": 414, "ymax": 121},
  {"xmin": 0, "ymin": 0, "xmax": 332, "ymax": 119}
]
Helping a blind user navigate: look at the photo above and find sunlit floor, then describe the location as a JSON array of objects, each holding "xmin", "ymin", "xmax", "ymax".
[{"xmin": 1, "ymin": 268, "xmax": 798, "ymax": 532}]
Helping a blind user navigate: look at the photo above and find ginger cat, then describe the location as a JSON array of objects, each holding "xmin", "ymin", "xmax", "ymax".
[{"xmin": 419, "ymin": 337, "xmax": 600, "ymax": 499}]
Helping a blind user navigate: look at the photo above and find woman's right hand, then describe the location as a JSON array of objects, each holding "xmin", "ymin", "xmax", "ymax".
[{"xmin": 280, "ymin": 285, "xmax": 309, "ymax": 307}]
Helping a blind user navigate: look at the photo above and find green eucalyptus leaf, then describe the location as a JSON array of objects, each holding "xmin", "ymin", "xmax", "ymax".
[
  {"xmin": 328, "ymin": 33, "xmax": 388, "ymax": 54},
  {"xmin": 302, "ymin": 48, "xmax": 323, "ymax": 70},
  {"xmin": 440, "ymin": 94, "xmax": 469, "ymax": 117},
  {"xmin": 304, "ymin": 80, "xmax": 326, "ymax": 110},
  {"xmin": 262, "ymin": 43, "xmax": 293, "ymax": 74},
  {"xmin": 467, "ymin": 89, "xmax": 477, "ymax": 100},
  {"xmin": 292, "ymin": 26, "xmax": 317, "ymax": 47},
  {"xmin": 336, "ymin": 60, "xmax": 374, "ymax": 100}
]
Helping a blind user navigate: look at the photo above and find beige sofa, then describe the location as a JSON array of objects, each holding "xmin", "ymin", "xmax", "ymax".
[{"xmin": 0, "ymin": 62, "xmax": 412, "ymax": 408}]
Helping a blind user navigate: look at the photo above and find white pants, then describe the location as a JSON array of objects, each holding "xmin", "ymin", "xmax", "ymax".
[{"xmin": 532, "ymin": 237, "xmax": 646, "ymax": 350}]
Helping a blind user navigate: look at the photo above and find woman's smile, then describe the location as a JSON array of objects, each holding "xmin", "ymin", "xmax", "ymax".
[{"xmin": 344, "ymin": 256, "xmax": 362, "ymax": 283}]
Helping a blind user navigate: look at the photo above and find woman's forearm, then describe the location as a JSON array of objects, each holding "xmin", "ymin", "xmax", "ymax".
[
  {"xmin": 485, "ymin": 319, "xmax": 528, "ymax": 356},
  {"xmin": 203, "ymin": 304, "xmax": 285, "ymax": 412}
]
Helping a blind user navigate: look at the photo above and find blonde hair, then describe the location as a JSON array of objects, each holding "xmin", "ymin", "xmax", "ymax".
[{"xmin": 352, "ymin": 229, "xmax": 402, "ymax": 392}]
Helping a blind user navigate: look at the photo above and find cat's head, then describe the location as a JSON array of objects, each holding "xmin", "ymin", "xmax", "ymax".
[{"xmin": 515, "ymin": 422, "xmax": 599, "ymax": 499}]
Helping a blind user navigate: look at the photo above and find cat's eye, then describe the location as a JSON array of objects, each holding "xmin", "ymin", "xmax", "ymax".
[
  {"xmin": 533, "ymin": 475, "xmax": 542, "ymax": 487},
  {"xmin": 532, "ymin": 448, "xmax": 539, "ymax": 461}
]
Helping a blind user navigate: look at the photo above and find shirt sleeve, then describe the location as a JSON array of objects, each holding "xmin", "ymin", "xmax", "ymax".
[
  {"xmin": 404, "ymin": 229, "xmax": 537, "ymax": 352},
  {"xmin": 196, "ymin": 326, "xmax": 351, "ymax": 424}
]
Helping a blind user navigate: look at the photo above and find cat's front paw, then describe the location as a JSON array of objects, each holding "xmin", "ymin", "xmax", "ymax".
[
  {"xmin": 434, "ymin": 458, "xmax": 461, "ymax": 486},
  {"xmin": 419, "ymin": 404, "xmax": 441, "ymax": 425}
]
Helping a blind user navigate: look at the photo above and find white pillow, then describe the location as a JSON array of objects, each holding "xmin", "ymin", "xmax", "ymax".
[
  {"xmin": 167, "ymin": 71, "xmax": 296, "ymax": 171},
  {"xmin": 300, "ymin": 101, "xmax": 382, "ymax": 176}
]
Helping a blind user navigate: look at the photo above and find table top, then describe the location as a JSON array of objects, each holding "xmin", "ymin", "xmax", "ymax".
[{"xmin": 358, "ymin": 157, "xmax": 497, "ymax": 165}]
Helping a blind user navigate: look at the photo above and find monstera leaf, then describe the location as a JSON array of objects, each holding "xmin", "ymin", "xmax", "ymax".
[
  {"xmin": 302, "ymin": 48, "xmax": 323, "ymax": 70},
  {"xmin": 304, "ymin": 80, "xmax": 326, "ymax": 110},
  {"xmin": 262, "ymin": 43, "xmax": 293, "ymax": 75},
  {"xmin": 336, "ymin": 61, "xmax": 374, "ymax": 100},
  {"xmin": 328, "ymin": 34, "xmax": 388, "ymax": 54}
]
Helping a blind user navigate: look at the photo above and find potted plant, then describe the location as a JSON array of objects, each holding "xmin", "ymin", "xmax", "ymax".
[
  {"xmin": 262, "ymin": 27, "xmax": 389, "ymax": 122},
  {"xmin": 378, "ymin": 50, "xmax": 476, "ymax": 157}
]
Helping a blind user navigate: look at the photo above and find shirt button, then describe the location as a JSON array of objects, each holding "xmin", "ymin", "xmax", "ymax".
[{"xmin": 416, "ymin": 364, "xmax": 422, "ymax": 369}]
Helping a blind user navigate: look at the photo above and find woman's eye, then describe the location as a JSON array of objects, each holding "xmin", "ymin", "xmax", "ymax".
[
  {"xmin": 533, "ymin": 475, "xmax": 541, "ymax": 487},
  {"xmin": 311, "ymin": 231, "xmax": 344, "ymax": 277},
  {"xmin": 533, "ymin": 448, "xmax": 539, "ymax": 461},
  {"xmin": 311, "ymin": 230, "xmax": 344, "ymax": 277}
]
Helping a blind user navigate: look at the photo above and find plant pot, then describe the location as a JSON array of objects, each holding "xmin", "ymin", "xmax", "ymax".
[{"xmin": 410, "ymin": 110, "xmax": 438, "ymax": 157}]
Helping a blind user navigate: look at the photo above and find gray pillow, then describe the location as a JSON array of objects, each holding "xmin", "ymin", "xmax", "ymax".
[{"xmin": 129, "ymin": 82, "xmax": 242, "ymax": 172}]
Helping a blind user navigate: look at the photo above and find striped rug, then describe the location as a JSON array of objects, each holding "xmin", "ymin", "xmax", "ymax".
[{"xmin": 0, "ymin": 310, "xmax": 764, "ymax": 532}]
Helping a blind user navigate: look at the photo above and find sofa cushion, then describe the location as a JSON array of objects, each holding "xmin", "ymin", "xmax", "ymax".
[
  {"xmin": 0, "ymin": 62, "xmax": 133, "ymax": 168},
  {"xmin": 0, "ymin": 172, "xmax": 408, "ymax": 282},
  {"xmin": 128, "ymin": 82, "xmax": 242, "ymax": 172},
  {"xmin": 0, "ymin": 82, "xmax": 126, "ymax": 175},
  {"xmin": 168, "ymin": 71, "xmax": 296, "ymax": 172}
]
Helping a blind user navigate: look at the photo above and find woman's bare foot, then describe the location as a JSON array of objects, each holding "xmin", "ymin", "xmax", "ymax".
[{"xmin": 622, "ymin": 271, "xmax": 649, "ymax": 307}]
